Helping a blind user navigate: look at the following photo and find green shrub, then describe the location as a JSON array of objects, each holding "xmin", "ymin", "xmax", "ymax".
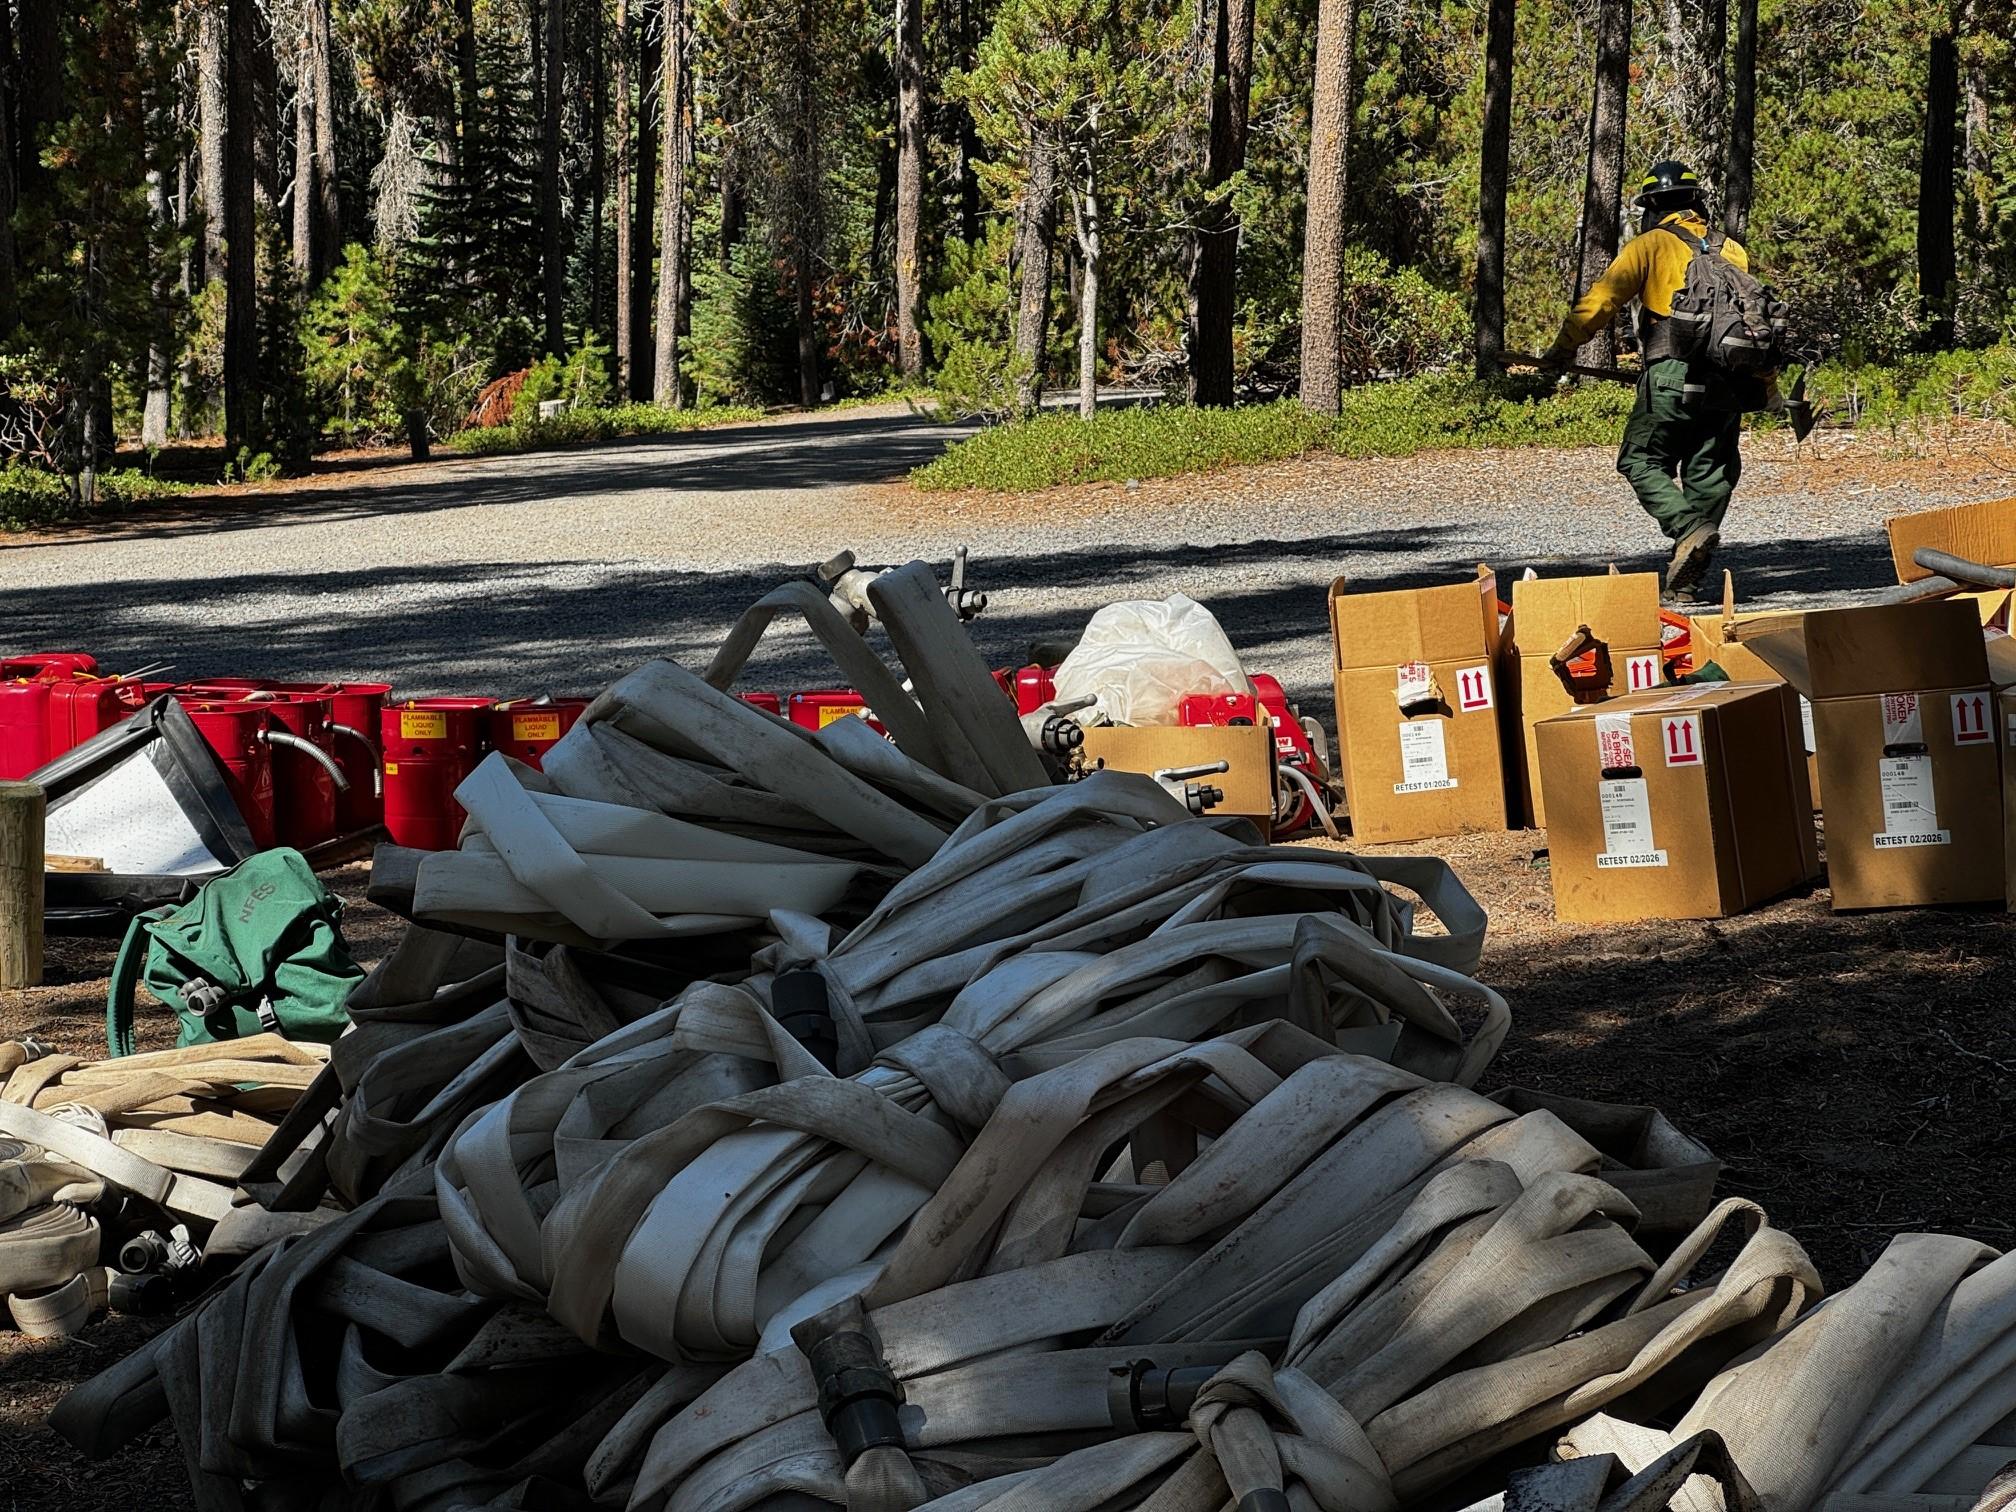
[
  {"xmin": 0, "ymin": 462, "xmax": 191, "ymax": 532},
  {"xmin": 1808, "ymin": 344, "xmax": 2016, "ymax": 435},
  {"xmin": 444, "ymin": 401, "xmax": 764, "ymax": 457},
  {"xmin": 512, "ymin": 334, "xmax": 615, "ymax": 424}
]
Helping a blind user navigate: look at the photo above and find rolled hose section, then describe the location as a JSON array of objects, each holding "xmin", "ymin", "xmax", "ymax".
[
  {"xmin": 793, "ymin": 1299, "xmax": 927, "ymax": 1511},
  {"xmin": 329, "ymin": 723, "xmax": 383, "ymax": 796},
  {"xmin": 260, "ymin": 729, "xmax": 352, "ymax": 792},
  {"xmin": 1915, "ymin": 547, "xmax": 2016, "ymax": 589}
]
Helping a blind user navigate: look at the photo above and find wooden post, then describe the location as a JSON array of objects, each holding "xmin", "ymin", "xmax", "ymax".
[{"xmin": 0, "ymin": 782, "xmax": 44, "ymax": 990}]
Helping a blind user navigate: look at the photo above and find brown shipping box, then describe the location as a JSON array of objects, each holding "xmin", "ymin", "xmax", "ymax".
[
  {"xmin": 1688, "ymin": 576, "xmax": 1820, "ymax": 808},
  {"xmin": 1884, "ymin": 496, "xmax": 2016, "ymax": 584},
  {"xmin": 2002, "ymin": 689, "xmax": 2016, "ymax": 912},
  {"xmin": 1081, "ymin": 725, "xmax": 1276, "ymax": 837},
  {"xmin": 1328, "ymin": 573, "xmax": 1509, "ymax": 844},
  {"xmin": 1747, "ymin": 600, "xmax": 2003, "ymax": 910},
  {"xmin": 1507, "ymin": 571, "xmax": 1664, "ymax": 828},
  {"xmin": 1537, "ymin": 684, "xmax": 1819, "ymax": 924}
]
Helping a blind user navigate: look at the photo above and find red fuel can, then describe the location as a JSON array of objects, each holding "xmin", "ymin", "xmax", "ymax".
[
  {"xmin": 487, "ymin": 697, "xmax": 589, "ymax": 771},
  {"xmin": 329, "ymin": 682, "xmax": 391, "ymax": 833},
  {"xmin": 182, "ymin": 701, "xmax": 277, "ymax": 849},
  {"xmin": 738, "ymin": 692, "xmax": 783, "ymax": 716},
  {"xmin": 2, "ymin": 653, "xmax": 98, "ymax": 680},
  {"xmin": 45, "ymin": 679, "xmax": 137, "ymax": 761},
  {"xmin": 0, "ymin": 681, "xmax": 52, "ymax": 779},
  {"xmin": 380, "ymin": 696, "xmax": 492, "ymax": 850},
  {"xmin": 788, "ymin": 689, "xmax": 880, "ymax": 732},
  {"xmin": 266, "ymin": 694, "xmax": 340, "ymax": 849},
  {"xmin": 1012, "ymin": 666, "xmax": 1058, "ymax": 716}
]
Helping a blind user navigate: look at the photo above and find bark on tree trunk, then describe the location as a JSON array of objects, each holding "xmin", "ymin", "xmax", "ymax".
[
  {"xmin": 894, "ymin": 0, "xmax": 926, "ymax": 378},
  {"xmin": 1723, "ymin": 0, "xmax": 1755, "ymax": 237},
  {"xmin": 292, "ymin": 18, "xmax": 315, "ymax": 278},
  {"xmin": 0, "ymin": 2, "xmax": 16, "ymax": 337},
  {"xmin": 252, "ymin": 8, "xmax": 281, "ymax": 209},
  {"xmin": 538, "ymin": 0, "xmax": 565, "ymax": 354},
  {"xmin": 653, "ymin": 0, "xmax": 688, "ymax": 406},
  {"xmin": 614, "ymin": 0, "xmax": 633, "ymax": 394},
  {"xmin": 1574, "ymin": 0, "xmax": 1631, "ymax": 365},
  {"xmin": 454, "ymin": 0, "xmax": 479, "ymax": 170},
  {"xmin": 309, "ymin": 0, "xmax": 339, "ymax": 279},
  {"xmin": 1961, "ymin": 4, "xmax": 1992, "ymax": 241},
  {"xmin": 177, "ymin": 149, "xmax": 200, "ymax": 434},
  {"xmin": 1298, "ymin": 0, "xmax": 1358, "ymax": 412},
  {"xmin": 1675, "ymin": 0, "xmax": 1726, "ymax": 206},
  {"xmin": 1918, "ymin": 29, "xmax": 1959, "ymax": 346},
  {"xmin": 144, "ymin": 159, "xmax": 173, "ymax": 448},
  {"xmin": 631, "ymin": 4, "xmax": 659, "ymax": 399},
  {"xmin": 224, "ymin": 0, "xmax": 260, "ymax": 451},
  {"xmin": 15, "ymin": 0, "xmax": 60, "ymax": 197},
  {"xmin": 790, "ymin": 0, "xmax": 820, "ymax": 408},
  {"xmin": 956, "ymin": 0, "xmax": 981, "ymax": 244},
  {"xmin": 1188, "ymin": 0, "xmax": 1256, "ymax": 406},
  {"xmin": 1472, "ymin": 0, "xmax": 1514, "ymax": 378},
  {"xmin": 1012, "ymin": 133, "xmax": 1059, "ymax": 416},
  {"xmin": 198, "ymin": 1, "xmax": 229, "ymax": 281},
  {"xmin": 591, "ymin": 0, "xmax": 606, "ymax": 341},
  {"xmin": 1073, "ymin": 169, "xmax": 1100, "ymax": 421}
]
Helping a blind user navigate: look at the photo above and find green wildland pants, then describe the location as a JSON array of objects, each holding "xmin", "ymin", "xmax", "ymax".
[{"xmin": 1616, "ymin": 357, "xmax": 1744, "ymax": 540}]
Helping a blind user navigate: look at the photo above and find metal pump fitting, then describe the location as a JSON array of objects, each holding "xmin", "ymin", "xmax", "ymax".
[
  {"xmin": 1184, "ymin": 783, "xmax": 1225, "ymax": 815},
  {"xmin": 803, "ymin": 1327, "xmax": 907, "ymax": 1465},
  {"xmin": 943, "ymin": 546, "xmax": 988, "ymax": 621},
  {"xmin": 1039, "ymin": 714, "xmax": 1085, "ymax": 756},
  {"xmin": 1106, "ymin": 1360, "xmax": 1220, "ymax": 1431},
  {"xmin": 771, "ymin": 969, "xmax": 839, "ymax": 1071},
  {"xmin": 260, "ymin": 729, "xmax": 352, "ymax": 792},
  {"xmin": 1153, "ymin": 760, "xmax": 1229, "ymax": 815},
  {"xmin": 328, "ymin": 723, "xmax": 383, "ymax": 796}
]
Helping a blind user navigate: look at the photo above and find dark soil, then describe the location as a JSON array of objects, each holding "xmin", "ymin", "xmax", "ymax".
[{"xmin": 5, "ymin": 836, "xmax": 2011, "ymax": 1499}]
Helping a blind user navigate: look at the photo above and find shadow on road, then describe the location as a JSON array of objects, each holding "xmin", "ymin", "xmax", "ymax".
[
  {"xmin": 7, "ymin": 410, "xmax": 976, "ymax": 550},
  {"xmin": 0, "ymin": 521, "xmax": 1897, "ymax": 708}
]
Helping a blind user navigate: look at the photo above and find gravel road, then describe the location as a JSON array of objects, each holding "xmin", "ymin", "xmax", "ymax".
[{"xmin": 3, "ymin": 403, "xmax": 2006, "ymax": 717}]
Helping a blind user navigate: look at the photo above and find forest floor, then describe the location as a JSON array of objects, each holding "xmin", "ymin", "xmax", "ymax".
[{"xmin": 4, "ymin": 404, "xmax": 2016, "ymax": 1501}]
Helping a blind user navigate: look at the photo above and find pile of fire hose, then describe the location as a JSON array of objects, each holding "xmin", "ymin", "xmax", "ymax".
[{"xmin": 46, "ymin": 560, "xmax": 2016, "ymax": 1512}]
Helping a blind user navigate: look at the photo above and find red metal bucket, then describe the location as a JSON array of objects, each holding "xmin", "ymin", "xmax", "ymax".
[
  {"xmin": 487, "ymin": 697, "xmax": 590, "ymax": 771},
  {"xmin": 380, "ymin": 696, "xmax": 492, "ymax": 850},
  {"xmin": 181, "ymin": 701, "xmax": 277, "ymax": 849},
  {"xmin": 265, "ymin": 694, "xmax": 339, "ymax": 849},
  {"xmin": 329, "ymin": 682, "xmax": 391, "ymax": 833}
]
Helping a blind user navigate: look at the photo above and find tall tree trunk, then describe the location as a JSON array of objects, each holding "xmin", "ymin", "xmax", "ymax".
[
  {"xmin": 0, "ymin": 2, "xmax": 15, "ymax": 336},
  {"xmin": 790, "ymin": 0, "xmax": 820, "ymax": 408},
  {"xmin": 1723, "ymin": 0, "xmax": 1755, "ymax": 236},
  {"xmin": 614, "ymin": 0, "xmax": 633, "ymax": 394},
  {"xmin": 454, "ymin": 0, "xmax": 479, "ymax": 172},
  {"xmin": 894, "ymin": 0, "xmax": 926, "ymax": 378},
  {"xmin": 224, "ymin": 0, "xmax": 261, "ymax": 450},
  {"xmin": 309, "ymin": 0, "xmax": 339, "ymax": 277},
  {"xmin": 15, "ymin": 0, "xmax": 60, "ymax": 196},
  {"xmin": 718, "ymin": 0, "xmax": 745, "ymax": 265},
  {"xmin": 292, "ymin": 17, "xmax": 315, "ymax": 277},
  {"xmin": 1918, "ymin": 29, "xmax": 1959, "ymax": 347},
  {"xmin": 537, "ymin": 0, "xmax": 565, "ymax": 353},
  {"xmin": 1012, "ymin": 133, "xmax": 1059, "ymax": 415},
  {"xmin": 198, "ymin": 1, "xmax": 229, "ymax": 281},
  {"xmin": 1188, "ymin": 0, "xmax": 1257, "ymax": 406},
  {"xmin": 144, "ymin": 159, "xmax": 173, "ymax": 447},
  {"xmin": 252, "ymin": 7, "xmax": 281, "ymax": 209},
  {"xmin": 957, "ymin": 0, "xmax": 982, "ymax": 243},
  {"xmin": 1472, "ymin": 0, "xmax": 1514, "ymax": 378},
  {"xmin": 1298, "ymin": 0, "xmax": 1358, "ymax": 411},
  {"xmin": 1073, "ymin": 168, "xmax": 1100, "ymax": 421},
  {"xmin": 177, "ymin": 148, "xmax": 201, "ymax": 434},
  {"xmin": 1573, "ymin": 0, "xmax": 1631, "ymax": 365},
  {"xmin": 1675, "ymin": 0, "xmax": 1726, "ymax": 205},
  {"xmin": 631, "ymin": 4, "xmax": 659, "ymax": 399},
  {"xmin": 591, "ymin": 0, "xmax": 607, "ymax": 342},
  {"xmin": 1961, "ymin": 4, "xmax": 1992, "ymax": 241},
  {"xmin": 653, "ymin": 0, "xmax": 688, "ymax": 405}
]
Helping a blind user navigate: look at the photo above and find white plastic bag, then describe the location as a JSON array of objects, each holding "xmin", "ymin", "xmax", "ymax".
[{"xmin": 1051, "ymin": 595, "xmax": 1251, "ymax": 727}]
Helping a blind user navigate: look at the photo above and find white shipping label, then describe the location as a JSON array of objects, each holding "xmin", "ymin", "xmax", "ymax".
[
  {"xmin": 1950, "ymin": 691, "xmax": 1992, "ymax": 745},
  {"xmin": 1874, "ymin": 752, "xmax": 1949, "ymax": 847},
  {"xmin": 1395, "ymin": 660, "xmax": 1436, "ymax": 706},
  {"xmin": 1454, "ymin": 664, "xmax": 1494, "ymax": 711},
  {"xmin": 1881, "ymin": 692, "xmax": 1923, "ymax": 747},
  {"xmin": 1394, "ymin": 720, "xmax": 1459, "ymax": 793},
  {"xmin": 1662, "ymin": 714, "xmax": 1704, "ymax": 766},
  {"xmin": 1595, "ymin": 711, "xmax": 1637, "ymax": 769},
  {"xmin": 1597, "ymin": 777, "xmax": 1667, "ymax": 867},
  {"xmin": 1799, "ymin": 695, "xmax": 1816, "ymax": 755},
  {"xmin": 1626, "ymin": 653, "xmax": 1661, "ymax": 693}
]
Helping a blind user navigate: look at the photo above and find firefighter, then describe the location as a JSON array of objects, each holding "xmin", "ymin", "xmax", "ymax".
[{"xmin": 1543, "ymin": 160, "xmax": 1751, "ymax": 598}]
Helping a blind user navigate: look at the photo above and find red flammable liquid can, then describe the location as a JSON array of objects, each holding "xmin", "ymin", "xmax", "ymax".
[
  {"xmin": 788, "ymin": 689, "xmax": 875, "ymax": 731},
  {"xmin": 266, "ymin": 694, "xmax": 340, "ymax": 849},
  {"xmin": 1, "ymin": 653, "xmax": 98, "ymax": 680},
  {"xmin": 0, "ymin": 681, "xmax": 52, "ymax": 780},
  {"xmin": 44, "ymin": 679, "xmax": 137, "ymax": 762},
  {"xmin": 329, "ymin": 682, "xmax": 391, "ymax": 833},
  {"xmin": 181, "ymin": 701, "xmax": 277, "ymax": 849},
  {"xmin": 738, "ymin": 692, "xmax": 783, "ymax": 716},
  {"xmin": 487, "ymin": 697, "xmax": 590, "ymax": 771},
  {"xmin": 380, "ymin": 696, "xmax": 492, "ymax": 850}
]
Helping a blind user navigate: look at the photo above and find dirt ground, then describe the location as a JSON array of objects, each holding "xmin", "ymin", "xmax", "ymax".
[{"xmin": 2, "ymin": 832, "xmax": 2012, "ymax": 1502}]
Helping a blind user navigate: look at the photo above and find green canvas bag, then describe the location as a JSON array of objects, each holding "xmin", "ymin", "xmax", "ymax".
[{"xmin": 105, "ymin": 848, "xmax": 365, "ymax": 1057}]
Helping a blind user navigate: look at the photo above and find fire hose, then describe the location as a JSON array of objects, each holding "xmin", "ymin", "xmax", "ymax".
[{"xmin": 328, "ymin": 722, "xmax": 383, "ymax": 795}]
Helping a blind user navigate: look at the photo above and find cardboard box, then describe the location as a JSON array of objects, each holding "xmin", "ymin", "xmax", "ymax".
[
  {"xmin": 1081, "ymin": 725, "xmax": 1276, "ymax": 836},
  {"xmin": 1748, "ymin": 600, "xmax": 2003, "ymax": 910},
  {"xmin": 1328, "ymin": 573, "xmax": 1509, "ymax": 844},
  {"xmin": 1884, "ymin": 497, "xmax": 2016, "ymax": 584},
  {"xmin": 1536, "ymin": 684, "xmax": 1819, "ymax": 923},
  {"xmin": 1506, "ymin": 571, "xmax": 1664, "ymax": 828},
  {"xmin": 1688, "ymin": 577, "xmax": 1818, "ymax": 807},
  {"xmin": 2002, "ymin": 689, "xmax": 2016, "ymax": 912}
]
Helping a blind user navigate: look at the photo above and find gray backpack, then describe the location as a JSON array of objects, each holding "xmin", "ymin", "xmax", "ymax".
[{"xmin": 1660, "ymin": 226, "xmax": 1787, "ymax": 373}]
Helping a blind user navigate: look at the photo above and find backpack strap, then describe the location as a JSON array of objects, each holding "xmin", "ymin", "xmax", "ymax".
[
  {"xmin": 105, "ymin": 907, "xmax": 173, "ymax": 1059},
  {"xmin": 1658, "ymin": 222, "xmax": 1708, "ymax": 257}
]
